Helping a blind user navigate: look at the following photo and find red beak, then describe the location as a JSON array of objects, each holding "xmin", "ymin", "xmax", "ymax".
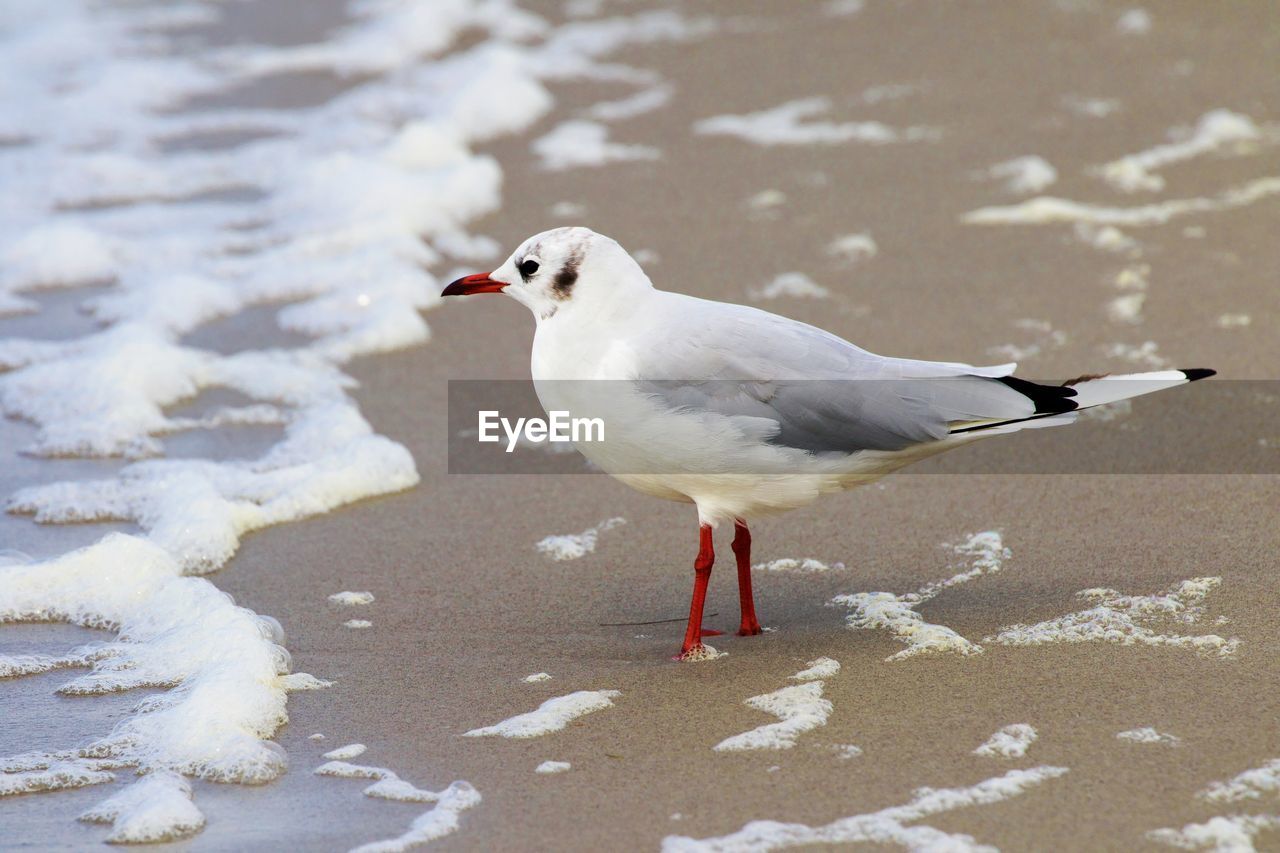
[{"xmin": 442, "ymin": 272, "xmax": 506, "ymax": 296}]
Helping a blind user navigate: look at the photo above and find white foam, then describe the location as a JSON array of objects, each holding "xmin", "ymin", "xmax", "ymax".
[
  {"xmin": 714, "ymin": 682, "xmax": 832, "ymax": 752},
  {"xmin": 1075, "ymin": 223, "xmax": 1140, "ymax": 255},
  {"xmin": 831, "ymin": 531, "xmax": 1009, "ymax": 661},
  {"xmin": 550, "ymin": 201, "xmax": 587, "ymax": 218},
  {"xmin": 523, "ymin": 672, "xmax": 552, "ymax": 683},
  {"xmin": 0, "ymin": 535, "xmax": 321, "ymax": 801},
  {"xmin": 1063, "ymin": 95, "xmax": 1122, "ymax": 119},
  {"xmin": 78, "ymin": 771, "xmax": 204, "ymax": 844},
  {"xmin": 324, "ymin": 743, "xmax": 368, "ymax": 760},
  {"xmin": 1116, "ymin": 8, "xmax": 1152, "ymax": 35},
  {"xmin": 974, "ymin": 724, "xmax": 1038, "ymax": 759},
  {"xmin": 988, "ymin": 318, "xmax": 1067, "ymax": 363},
  {"xmin": 823, "ymin": 0, "xmax": 865, "ymax": 16},
  {"xmin": 1102, "ymin": 340, "xmax": 1170, "ymax": 369},
  {"xmin": 1201, "ymin": 759, "xmax": 1280, "ymax": 803},
  {"xmin": 1117, "ymin": 728, "xmax": 1181, "ymax": 746},
  {"xmin": 790, "ymin": 657, "xmax": 840, "ymax": 682},
  {"xmin": 860, "ymin": 83, "xmax": 919, "ymax": 104},
  {"xmin": 680, "ymin": 643, "xmax": 727, "ymax": 662},
  {"xmin": 987, "ymin": 577, "xmax": 1240, "ymax": 657},
  {"xmin": 663, "ymin": 766, "xmax": 1069, "ymax": 851},
  {"xmin": 753, "ymin": 557, "xmax": 845, "ymax": 573},
  {"xmin": 751, "ymin": 273, "xmax": 830, "ymax": 301},
  {"xmin": 0, "ymin": 762, "xmax": 114, "ymax": 796},
  {"xmin": 832, "ymin": 744, "xmax": 863, "ymax": 759},
  {"xmin": 583, "ymin": 85, "xmax": 672, "ymax": 122},
  {"xmin": 535, "ymin": 761, "xmax": 571, "ymax": 774},
  {"xmin": 528, "ymin": 10, "xmax": 715, "ymax": 85},
  {"xmin": 535, "ymin": 517, "xmax": 626, "ymax": 560},
  {"xmin": 329, "ymin": 591, "xmax": 375, "ymax": 606},
  {"xmin": 962, "ymin": 177, "xmax": 1280, "ymax": 226},
  {"xmin": 984, "ymin": 156, "xmax": 1058, "ymax": 194},
  {"xmin": 0, "ymin": 1, "xmax": 708, "ymax": 840},
  {"xmin": 694, "ymin": 97, "xmax": 937, "ymax": 146},
  {"xmin": 344, "ymin": 619, "xmax": 373, "ymax": 629},
  {"xmin": 532, "ymin": 120, "xmax": 659, "ymax": 170},
  {"xmin": 825, "ymin": 233, "xmax": 878, "ymax": 264},
  {"xmin": 350, "ymin": 783, "xmax": 483, "ymax": 853},
  {"xmin": 1108, "ymin": 292, "xmax": 1147, "ymax": 324},
  {"xmin": 1149, "ymin": 815, "xmax": 1280, "ymax": 852},
  {"xmin": 463, "ymin": 690, "xmax": 621, "ymax": 738},
  {"xmin": 1217, "ymin": 314, "xmax": 1251, "ymax": 329},
  {"xmin": 1099, "ymin": 110, "xmax": 1267, "ymax": 193},
  {"xmin": 748, "ymin": 189, "xmax": 788, "ymax": 211},
  {"xmin": 316, "ymin": 761, "xmax": 481, "ymax": 852}
]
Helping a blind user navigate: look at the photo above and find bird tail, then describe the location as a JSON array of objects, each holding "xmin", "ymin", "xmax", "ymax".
[{"xmin": 948, "ymin": 368, "xmax": 1215, "ymax": 436}]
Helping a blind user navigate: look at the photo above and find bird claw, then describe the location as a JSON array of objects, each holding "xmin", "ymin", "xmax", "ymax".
[{"xmin": 737, "ymin": 624, "xmax": 763, "ymax": 637}]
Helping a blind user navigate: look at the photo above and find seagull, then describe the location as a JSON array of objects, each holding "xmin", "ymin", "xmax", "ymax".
[{"xmin": 444, "ymin": 227, "xmax": 1215, "ymax": 660}]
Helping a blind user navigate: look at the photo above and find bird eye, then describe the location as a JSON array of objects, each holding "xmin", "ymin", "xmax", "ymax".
[{"xmin": 518, "ymin": 259, "xmax": 540, "ymax": 277}]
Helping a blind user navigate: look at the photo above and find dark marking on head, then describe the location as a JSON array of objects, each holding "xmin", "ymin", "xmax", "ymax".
[{"xmin": 551, "ymin": 249, "xmax": 581, "ymax": 299}]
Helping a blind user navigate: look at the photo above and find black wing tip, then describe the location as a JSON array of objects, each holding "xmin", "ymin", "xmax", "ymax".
[
  {"xmin": 996, "ymin": 375, "xmax": 1078, "ymax": 414},
  {"xmin": 1182, "ymin": 368, "xmax": 1216, "ymax": 382}
]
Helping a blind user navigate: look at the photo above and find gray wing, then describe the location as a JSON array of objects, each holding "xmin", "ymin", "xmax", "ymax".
[
  {"xmin": 632, "ymin": 295, "xmax": 1069, "ymax": 454},
  {"xmin": 639, "ymin": 376, "xmax": 1038, "ymax": 453}
]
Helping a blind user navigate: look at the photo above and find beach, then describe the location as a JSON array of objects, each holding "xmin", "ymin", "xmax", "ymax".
[{"xmin": 2, "ymin": 1, "xmax": 1279, "ymax": 850}]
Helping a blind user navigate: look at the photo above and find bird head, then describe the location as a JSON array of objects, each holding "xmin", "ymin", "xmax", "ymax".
[{"xmin": 443, "ymin": 227, "xmax": 651, "ymax": 320}]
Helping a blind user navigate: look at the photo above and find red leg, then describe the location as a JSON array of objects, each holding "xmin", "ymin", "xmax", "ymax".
[
  {"xmin": 677, "ymin": 525, "xmax": 716, "ymax": 659},
  {"xmin": 733, "ymin": 519, "xmax": 762, "ymax": 636}
]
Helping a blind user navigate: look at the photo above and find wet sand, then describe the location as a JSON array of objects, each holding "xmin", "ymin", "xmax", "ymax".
[{"xmin": 5, "ymin": 1, "xmax": 1280, "ymax": 850}]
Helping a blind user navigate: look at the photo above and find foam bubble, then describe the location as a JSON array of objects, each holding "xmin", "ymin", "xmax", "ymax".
[
  {"xmin": 751, "ymin": 273, "xmax": 830, "ymax": 301},
  {"xmin": 535, "ymin": 761, "xmax": 571, "ymax": 774},
  {"xmin": 1116, "ymin": 728, "xmax": 1181, "ymax": 746},
  {"xmin": 1200, "ymin": 759, "xmax": 1280, "ymax": 803},
  {"xmin": 825, "ymin": 233, "xmax": 878, "ymax": 265},
  {"xmin": 962, "ymin": 177, "xmax": 1280, "ymax": 226},
  {"xmin": 535, "ymin": 517, "xmax": 625, "ymax": 560},
  {"xmin": 831, "ymin": 531, "xmax": 1009, "ymax": 661},
  {"xmin": 974, "ymin": 724, "xmax": 1038, "ymax": 759},
  {"xmin": 987, "ymin": 577, "xmax": 1240, "ymax": 657},
  {"xmin": 714, "ymin": 682, "xmax": 832, "ymax": 752},
  {"xmin": 1115, "ymin": 8, "xmax": 1152, "ymax": 36},
  {"xmin": 78, "ymin": 772, "xmax": 204, "ymax": 844},
  {"xmin": 983, "ymin": 156, "xmax": 1058, "ymax": 194},
  {"xmin": 753, "ymin": 557, "xmax": 845, "ymax": 573},
  {"xmin": 695, "ymin": 97, "xmax": 938, "ymax": 147},
  {"xmin": 463, "ymin": 690, "xmax": 621, "ymax": 738},
  {"xmin": 329, "ymin": 591, "xmax": 375, "ymax": 606},
  {"xmin": 790, "ymin": 657, "xmax": 840, "ymax": 682},
  {"xmin": 1099, "ymin": 110, "xmax": 1268, "ymax": 193},
  {"xmin": 664, "ymin": 766, "xmax": 1069, "ymax": 851},
  {"xmin": 1148, "ymin": 815, "xmax": 1280, "ymax": 851},
  {"xmin": 315, "ymin": 760, "xmax": 482, "ymax": 851},
  {"xmin": 0, "ymin": 535, "xmax": 318, "ymax": 801},
  {"xmin": 532, "ymin": 120, "xmax": 659, "ymax": 170},
  {"xmin": 323, "ymin": 744, "xmax": 367, "ymax": 760}
]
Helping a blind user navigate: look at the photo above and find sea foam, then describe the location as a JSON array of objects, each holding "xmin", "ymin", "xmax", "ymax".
[{"xmin": 0, "ymin": 0, "xmax": 708, "ymax": 843}]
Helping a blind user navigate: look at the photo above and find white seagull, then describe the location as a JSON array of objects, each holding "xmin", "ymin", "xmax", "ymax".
[{"xmin": 444, "ymin": 227, "xmax": 1214, "ymax": 660}]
